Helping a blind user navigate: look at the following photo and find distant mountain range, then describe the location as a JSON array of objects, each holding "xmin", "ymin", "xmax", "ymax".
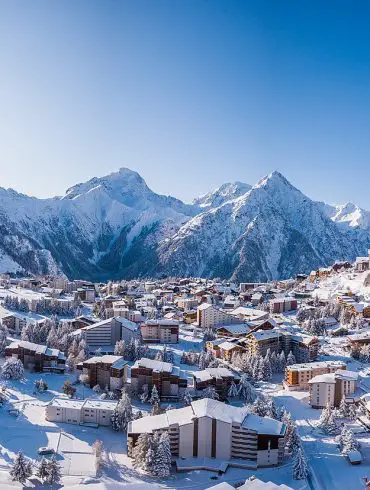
[{"xmin": 0, "ymin": 167, "xmax": 368, "ymax": 282}]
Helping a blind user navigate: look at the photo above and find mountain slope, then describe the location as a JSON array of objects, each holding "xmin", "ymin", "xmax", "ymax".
[
  {"xmin": 0, "ymin": 168, "xmax": 368, "ymax": 281},
  {"xmin": 156, "ymin": 172, "xmax": 370, "ymax": 281}
]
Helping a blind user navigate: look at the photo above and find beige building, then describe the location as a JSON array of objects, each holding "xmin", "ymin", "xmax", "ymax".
[
  {"xmin": 128, "ymin": 398, "xmax": 286, "ymax": 468},
  {"xmin": 308, "ymin": 369, "xmax": 358, "ymax": 408},
  {"xmin": 46, "ymin": 398, "xmax": 117, "ymax": 426},
  {"xmin": 140, "ymin": 319, "xmax": 179, "ymax": 343},
  {"xmin": 197, "ymin": 303, "xmax": 241, "ymax": 329},
  {"xmin": 285, "ymin": 360, "xmax": 347, "ymax": 390}
]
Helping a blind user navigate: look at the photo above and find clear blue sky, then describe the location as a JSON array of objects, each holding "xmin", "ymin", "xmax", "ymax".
[{"xmin": 1, "ymin": 1, "xmax": 370, "ymax": 207}]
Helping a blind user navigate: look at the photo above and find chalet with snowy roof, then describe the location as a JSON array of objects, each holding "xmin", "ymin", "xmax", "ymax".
[
  {"xmin": 348, "ymin": 331, "xmax": 370, "ymax": 347},
  {"xmin": 193, "ymin": 367, "xmax": 240, "ymax": 396},
  {"xmin": 230, "ymin": 307, "xmax": 269, "ymax": 323},
  {"xmin": 207, "ymin": 478, "xmax": 293, "ymax": 490},
  {"xmin": 76, "ymin": 355, "xmax": 129, "ymax": 390},
  {"xmin": 127, "ymin": 398, "xmax": 286, "ymax": 468},
  {"xmin": 308, "ymin": 369, "xmax": 358, "ymax": 408},
  {"xmin": 285, "ymin": 360, "xmax": 347, "ymax": 390},
  {"xmin": 131, "ymin": 358, "xmax": 187, "ymax": 399},
  {"xmin": 140, "ymin": 319, "xmax": 179, "ymax": 344},
  {"xmin": 206, "ymin": 338, "xmax": 245, "ymax": 360},
  {"xmin": 5, "ymin": 340, "xmax": 66, "ymax": 373}
]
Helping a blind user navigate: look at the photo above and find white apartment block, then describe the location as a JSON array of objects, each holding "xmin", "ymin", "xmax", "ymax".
[
  {"xmin": 197, "ymin": 303, "xmax": 241, "ymax": 329},
  {"xmin": 140, "ymin": 319, "xmax": 179, "ymax": 343},
  {"xmin": 79, "ymin": 316, "xmax": 139, "ymax": 349},
  {"xmin": 128, "ymin": 398, "xmax": 286, "ymax": 468},
  {"xmin": 308, "ymin": 369, "xmax": 358, "ymax": 408},
  {"xmin": 46, "ymin": 398, "xmax": 118, "ymax": 426}
]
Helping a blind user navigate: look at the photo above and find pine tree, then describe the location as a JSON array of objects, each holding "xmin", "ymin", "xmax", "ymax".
[
  {"xmin": 114, "ymin": 340, "xmax": 126, "ymax": 356},
  {"xmin": 338, "ymin": 396, "xmax": 350, "ymax": 418},
  {"xmin": 45, "ymin": 456, "xmax": 62, "ymax": 485},
  {"xmin": 265, "ymin": 397, "xmax": 278, "ymax": 419},
  {"xmin": 228, "ymin": 381, "xmax": 239, "ymax": 399},
  {"xmin": 202, "ymin": 386, "xmax": 218, "ymax": 399},
  {"xmin": 286, "ymin": 351, "xmax": 296, "ymax": 366},
  {"xmin": 317, "ymin": 403, "xmax": 337, "ymax": 434},
  {"xmin": 36, "ymin": 457, "xmax": 49, "ymax": 483},
  {"xmin": 278, "ymin": 351, "xmax": 286, "ymax": 372},
  {"xmin": 2, "ymin": 358, "xmax": 24, "ymax": 380},
  {"xmin": 183, "ymin": 388, "xmax": 193, "ymax": 406},
  {"xmin": 0, "ymin": 323, "xmax": 8, "ymax": 356},
  {"xmin": 139, "ymin": 384, "xmax": 149, "ymax": 403},
  {"xmin": 133, "ymin": 433, "xmax": 153, "ymax": 473},
  {"xmin": 238, "ymin": 374, "xmax": 255, "ymax": 403},
  {"xmin": 252, "ymin": 396, "xmax": 267, "ymax": 417},
  {"xmin": 152, "ymin": 432, "xmax": 172, "ymax": 477},
  {"xmin": 149, "ymin": 385, "xmax": 160, "ymax": 405},
  {"xmin": 341, "ymin": 428, "xmax": 360, "ymax": 455},
  {"xmin": 292, "ymin": 446, "xmax": 309, "ymax": 480},
  {"xmin": 10, "ymin": 451, "xmax": 33, "ymax": 485}
]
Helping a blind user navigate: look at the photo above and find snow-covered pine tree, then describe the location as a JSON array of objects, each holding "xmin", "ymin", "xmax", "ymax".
[
  {"xmin": 36, "ymin": 457, "xmax": 49, "ymax": 483},
  {"xmin": 238, "ymin": 374, "xmax": 255, "ymax": 403},
  {"xmin": 139, "ymin": 384, "xmax": 149, "ymax": 403},
  {"xmin": 228, "ymin": 381, "xmax": 239, "ymax": 399},
  {"xmin": 278, "ymin": 351, "xmax": 286, "ymax": 372},
  {"xmin": 114, "ymin": 340, "xmax": 126, "ymax": 356},
  {"xmin": 0, "ymin": 323, "xmax": 8, "ymax": 356},
  {"xmin": 265, "ymin": 397, "xmax": 278, "ymax": 419},
  {"xmin": 149, "ymin": 385, "xmax": 160, "ymax": 405},
  {"xmin": 292, "ymin": 446, "xmax": 309, "ymax": 480},
  {"xmin": 286, "ymin": 351, "xmax": 296, "ymax": 366},
  {"xmin": 252, "ymin": 396, "xmax": 267, "ymax": 417},
  {"xmin": 1, "ymin": 358, "xmax": 24, "ymax": 380},
  {"xmin": 202, "ymin": 386, "xmax": 218, "ymax": 399},
  {"xmin": 45, "ymin": 456, "xmax": 62, "ymax": 485},
  {"xmin": 153, "ymin": 432, "xmax": 172, "ymax": 477},
  {"xmin": 341, "ymin": 428, "xmax": 360, "ymax": 455},
  {"xmin": 133, "ymin": 433, "xmax": 154, "ymax": 473},
  {"xmin": 317, "ymin": 403, "xmax": 337, "ymax": 434},
  {"xmin": 183, "ymin": 388, "xmax": 193, "ymax": 406},
  {"xmin": 10, "ymin": 451, "xmax": 32, "ymax": 485}
]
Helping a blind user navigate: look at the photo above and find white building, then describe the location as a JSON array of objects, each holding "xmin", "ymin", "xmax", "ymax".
[
  {"xmin": 308, "ymin": 369, "xmax": 358, "ymax": 408},
  {"xmin": 79, "ymin": 316, "xmax": 139, "ymax": 350},
  {"xmin": 128, "ymin": 398, "xmax": 286, "ymax": 467},
  {"xmin": 197, "ymin": 304, "xmax": 241, "ymax": 329},
  {"xmin": 46, "ymin": 398, "xmax": 118, "ymax": 426}
]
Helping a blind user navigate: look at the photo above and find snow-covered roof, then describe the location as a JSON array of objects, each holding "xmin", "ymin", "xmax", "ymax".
[
  {"xmin": 217, "ymin": 324, "xmax": 250, "ymax": 335},
  {"xmin": 132, "ymin": 357, "xmax": 173, "ymax": 373},
  {"xmin": 191, "ymin": 398, "xmax": 247, "ymax": 424},
  {"xmin": 238, "ymin": 478, "xmax": 293, "ymax": 489},
  {"xmin": 308, "ymin": 373, "xmax": 336, "ymax": 384},
  {"xmin": 334, "ymin": 369, "xmax": 358, "ymax": 381},
  {"xmin": 287, "ymin": 360, "xmax": 346, "ymax": 371},
  {"xmin": 242, "ymin": 413, "xmax": 285, "ymax": 436},
  {"xmin": 145, "ymin": 319, "xmax": 179, "ymax": 326},
  {"xmin": 81, "ymin": 355, "xmax": 127, "ymax": 368}
]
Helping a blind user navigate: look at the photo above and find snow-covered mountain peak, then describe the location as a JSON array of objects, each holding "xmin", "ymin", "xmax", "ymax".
[
  {"xmin": 192, "ymin": 181, "xmax": 251, "ymax": 209},
  {"xmin": 331, "ymin": 202, "xmax": 370, "ymax": 230}
]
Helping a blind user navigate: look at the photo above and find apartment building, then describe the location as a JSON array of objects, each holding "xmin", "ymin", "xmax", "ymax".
[
  {"xmin": 5, "ymin": 340, "xmax": 66, "ymax": 373},
  {"xmin": 269, "ymin": 298, "xmax": 297, "ymax": 313},
  {"xmin": 176, "ymin": 297, "xmax": 199, "ymax": 311},
  {"xmin": 46, "ymin": 398, "xmax": 117, "ymax": 426},
  {"xmin": 206, "ymin": 339, "xmax": 246, "ymax": 361},
  {"xmin": 79, "ymin": 316, "xmax": 139, "ymax": 349},
  {"xmin": 193, "ymin": 367, "xmax": 240, "ymax": 396},
  {"xmin": 140, "ymin": 319, "xmax": 179, "ymax": 344},
  {"xmin": 308, "ymin": 369, "xmax": 358, "ymax": 408},
  {"xmin": 131, "ymin": 358, "xmax": 187, "ymax": 399},
  {"xmin": 76, "ymin": 355, "xmax": 129, "ymax": 390},
  {"xmin": 241, "ymin": 330, "xmax": 319, "ymax": 362},
  {"xmin": 197, "ymin": 303, "xmax": 241, "ymax": 329},
  {"xmin": 0, "ymin": 312, "xmax": 27, "ymax": 334},
  {"xmin": 128, "ymin": 398, "xmax": 286, "ymax": 468},
  {"xmin": 284, "ymin": 360, "xmax": 347, "ymax": 391}
]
